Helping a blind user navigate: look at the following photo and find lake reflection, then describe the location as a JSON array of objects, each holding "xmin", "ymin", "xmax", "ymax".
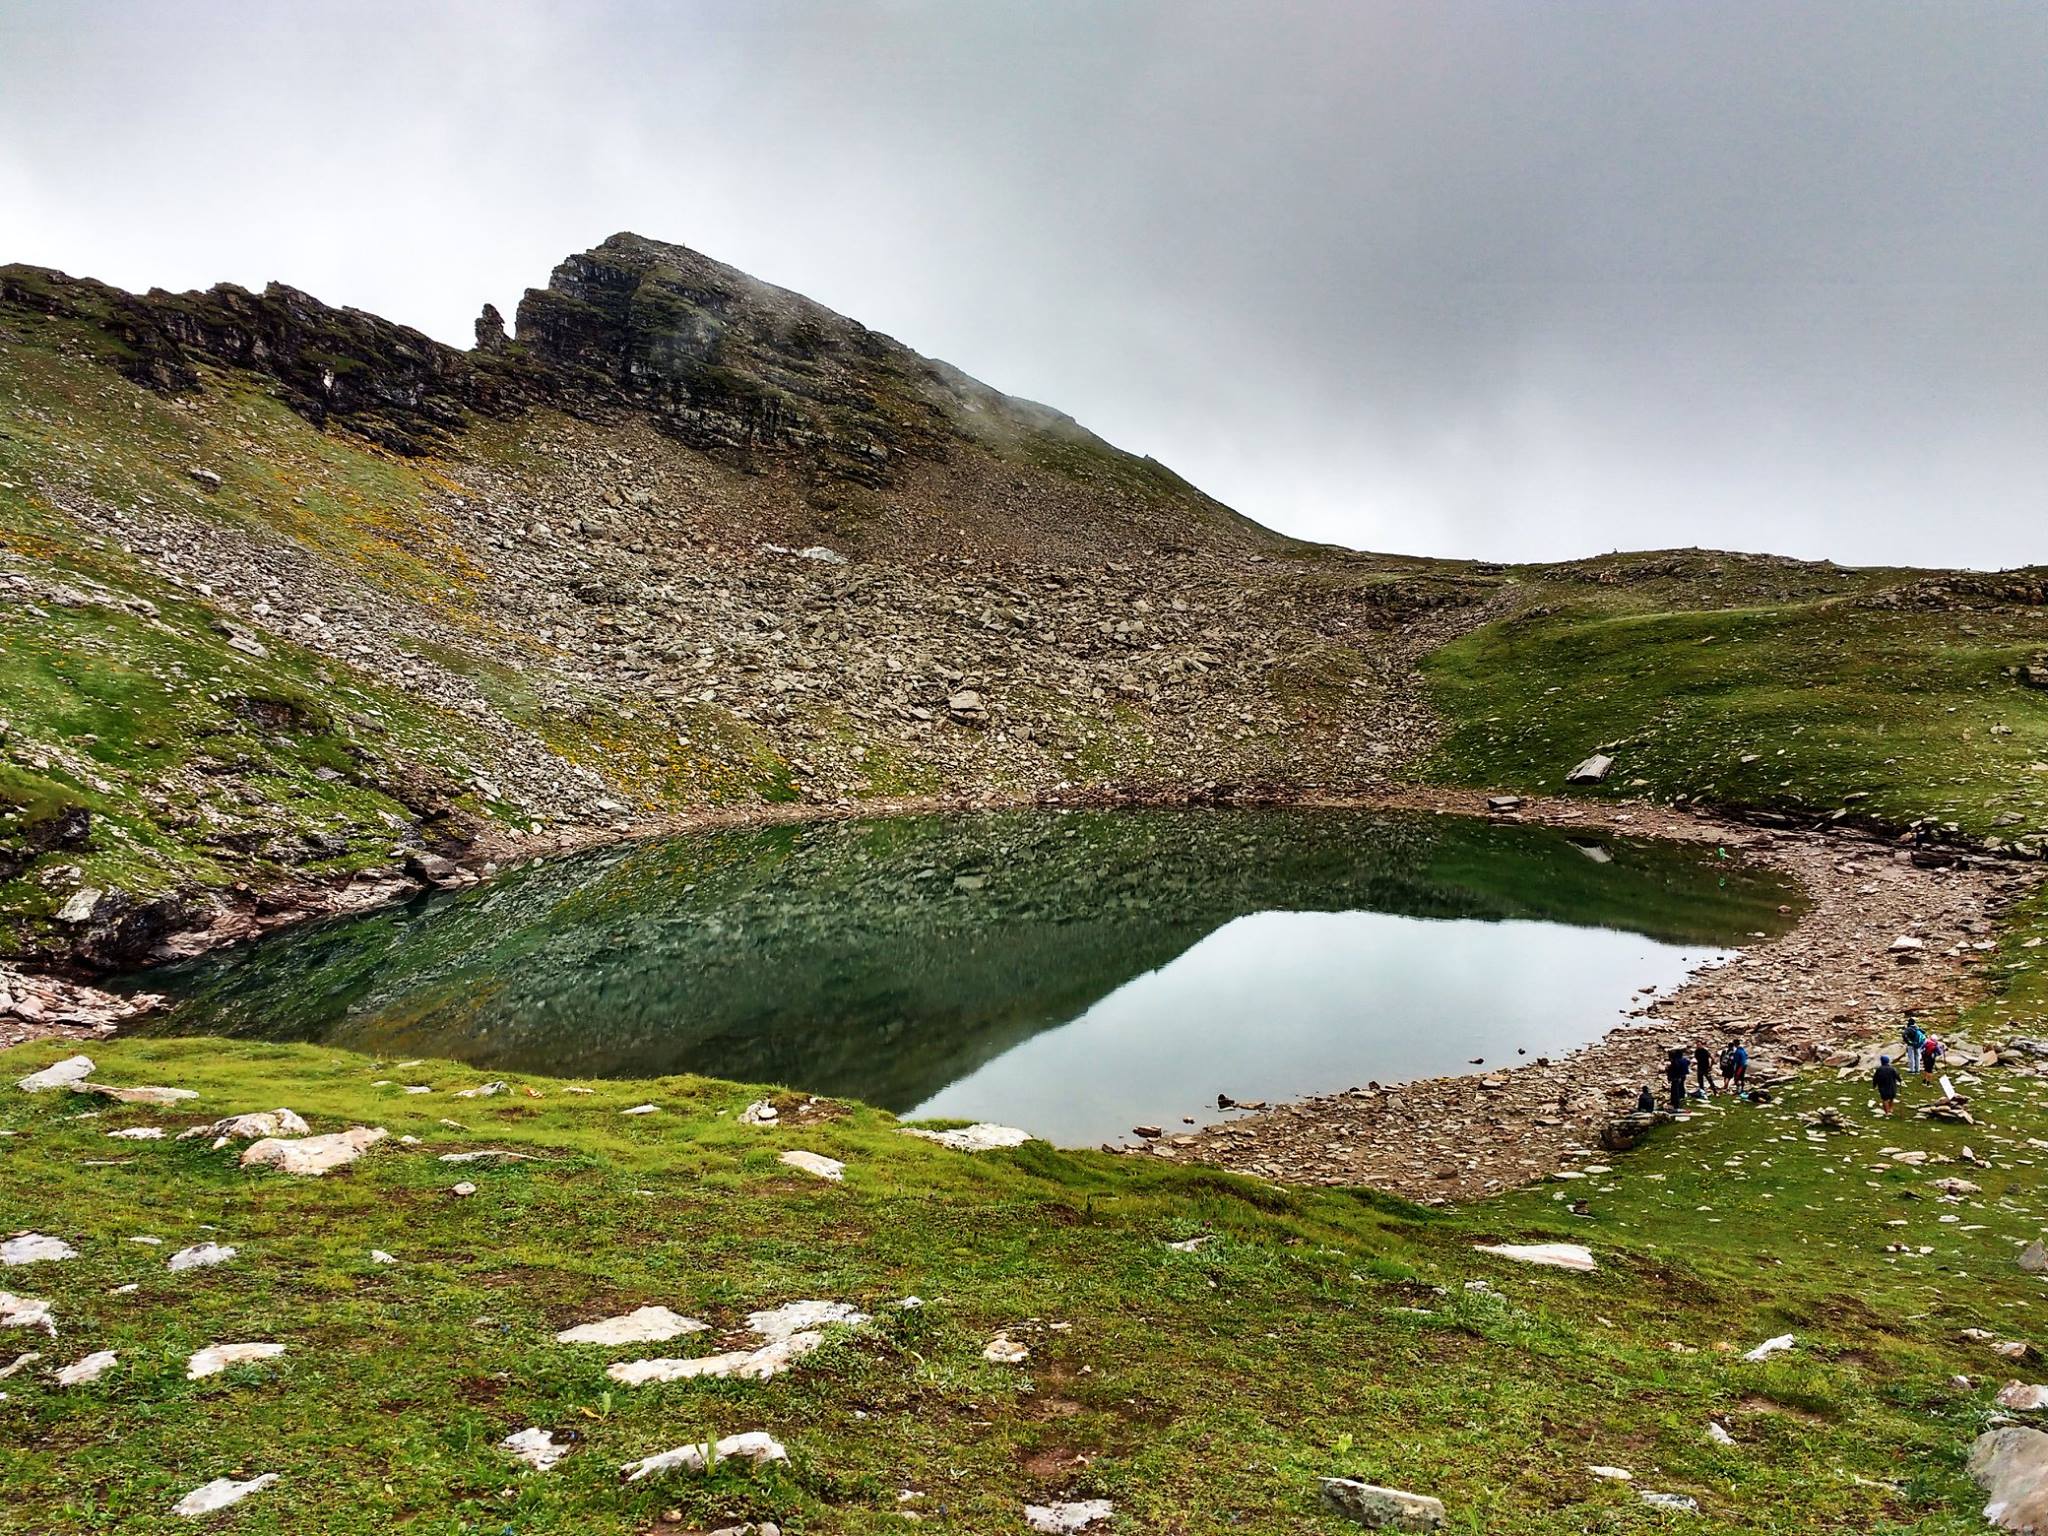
[{"xmin": 130, "ymin": 808, "xmax": 1796, "ymax": 1144}]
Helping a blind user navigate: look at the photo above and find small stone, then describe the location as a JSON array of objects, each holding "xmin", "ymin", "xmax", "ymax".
[
  {"xmin": 185, "ymin": 1341, "xmax": 285, "ymax": 1379},
  {"xmin": 621, "ymin": 1103, "xmax": 659, "ymax": 1115},
  {"xmin": 2019, "ymin": 1241, "xmax": 2048, "ymax": 1275},
  {"xmin": 1741, "ymin": 1334, "xmax": 1797, "ymax": 1361},
  {"xmin": 738, "ymin": 1099, "xmax": 780, "ymax": 1125},
  {"xmin": 1997, "ymin": 1382, "xmax": 2048, "ymax": 1411},
  {"xmin": 983, "ymin": 1336, "xmax": 1030, "ymax": 1364},
  {"xmin": 1638, "ymin": 1490, "xmax": 1699, "ymax": 1513},
  {"xmin": 1704, "ymin": 1421, "xmax": 1735, "ymax": 1445},
  {"xmin": 1588, "ymin": 1465, "xmax": 1633, "ymax": 1481},
  {"xmin": 172, "ymin": 1474, "xmax": 278, "ymax": 1517},
  {"xmin": 1025, "ymin": 1500, "xmax": 1114, "ymax": 1533},
  {"xmin": 778, "ymin": 1149, "xmax": 845, "ymax": 1181},
  {"xmin": 450, "ymin": 1182, "xmax": 478, "ymax": 1197},
  {"xmin": 1318, "ymin": 1478, "xmax": 1446, "ymax": 1530},
  {"xmin": 369, "ymin": 1250, "xmax": 398, "ymax": 1265},
  {"xmin": 501, "ymin": 1426, "xmax": 569, "ymax": 1471}
]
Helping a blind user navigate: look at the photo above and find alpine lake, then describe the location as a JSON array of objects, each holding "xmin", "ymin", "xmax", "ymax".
[{"xmin": 126, "ymin": 808, "xmax": 1800, "ymax": 1145}]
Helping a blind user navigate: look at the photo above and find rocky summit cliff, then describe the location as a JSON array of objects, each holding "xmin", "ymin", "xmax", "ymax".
[
  {"xmin": 6, "ymin": 234, "xmax": 2039, "ymax": 976},
  {"xmin": 0, "ymin": 234, "xmax": 1486, "ymax": 967}
]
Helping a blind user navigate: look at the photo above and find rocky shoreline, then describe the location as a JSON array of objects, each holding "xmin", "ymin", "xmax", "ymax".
[{"xmin": 1151, "ymin": 788, "xmax": 2044, "ymax": 1199}]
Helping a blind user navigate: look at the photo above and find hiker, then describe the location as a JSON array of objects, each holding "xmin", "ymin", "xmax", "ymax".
[
  {"xmin": 1635, "ymin": 1085, "xmax": 1656, "ymax": 1114},
  {"xmin": 1725, "ymin": 1038, "xmax": 1749, "ymax": 1095},
  {"xmin": 1665, "ymin": 1048, "xmax": 1691, "ymax": 1111},
  {"xmin": 1920, "ymin": 1033, "xmax": 1943, "ymax": 1079},
  {"xmin": 1693, "ymin": 1044, "xmax": 1715, "ymax": 1097},
  {"xmin": 1874, "ymin": 1054, "xmax": 1901, "ymax": 1116},
  {"xmin": 1902, "ymin": 1016, "xmax": 1928, "ymax": 1071}
]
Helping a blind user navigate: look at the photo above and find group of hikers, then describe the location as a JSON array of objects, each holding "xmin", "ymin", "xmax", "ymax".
[
  {"xmin": 1632, "ymin": 1015, "xmax": 1948, "ymax": 1119},
  {"xmin": 1635, "ymin": 1038, "xmax": 1750, "ymax": 1112},
  {"xmin": 1873, "ymin": 1014, "xmax": 1948, "ymax": 1116}
]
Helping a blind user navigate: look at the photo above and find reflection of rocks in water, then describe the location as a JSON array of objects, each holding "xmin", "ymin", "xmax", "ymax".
[{"xmin": 133, "ymin": 809, "xmax": 1796, "ymax": 1106}]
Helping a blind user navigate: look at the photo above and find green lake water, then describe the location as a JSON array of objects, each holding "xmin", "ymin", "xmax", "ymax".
[{"xmin": 130, "ymin": 808, "xmax": 1798, "ymax": 1144}]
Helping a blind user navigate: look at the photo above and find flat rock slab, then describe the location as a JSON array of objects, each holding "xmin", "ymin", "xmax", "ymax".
[
  {"xmin": 181, "ymin": 1109, "xmax": 310, "ymax": 1146},
  {"xmin": 1475, "ymin": 1242, "xmax": 1597, "ymax": 1272},
  {"xmin": 901, "ymin": 1123, "xmax": 1034, "ymax": 1152},
  {"xmin": 747, "ymin": 1300, "xmax": 868, "ymax": 1341},
  {"xmin": 1319, "ymin": 1479, "xmax": 1446, "ymax": 1530},
  {"xmin": 241, "ymin": 1125, "xmax": 387, "ymax": 1176},
  {"xmin": 1742, "ymin": 1334, "xmax": 1798, "ymax": 1362},
  {"xmin": 0, "ymin": 1292, "xmax": 54, "ymax": 1334},
  {"xmin": 611, "ymin": 1300, "xmax": 868, "ymax": 1385},
  {"xmin": 1, "ymin": 1233, "xmax": 78, "ymax": 1267},
  {"xmin": 621, "ymin": 1431, "xmax": 787, "ymax": 1480},
  {"xmin": 1567, "ymin": 753, "xmax": 1615, "ymax": 784},
  {"xmin": 1639, "ymin": 1490, "xmax": 1700, "ymax": 1513},
  {"xmin": 501, "ymin": 1426, "xmax": 569, "ymax": 1471},
  {"xmin": 779, "ymin": 1149, "xmax": 845, "ymax": 1181},
  {"xmin": 610, "ymin": 1331, "xmax": 826, "ymax": 1385},
  {"xmin": 186, "ymin": 1341, "xmax": 285, "ymax": 1379},
  {"xmin": 1025, "ymin": 1500, "xmax": 1115, "ymax": 1533},
  {"xmin": 172, "ymin": 1474, "xmax": 278, "ymax": 1517},
  {"xmin": 74, "ymin": 1083, "xmax": 196, "ymax": 1106},
  {"xmin": 16, "ymin": 1055, "xmax": 94, "ymax": 1092},
  {"xmin": 554, "ymin": 1306, "xmax": 708, "ymax": 1347},
  {"xmin": 1976, "ymin": 1426, "xmax": 2048, "ymax": 1532},
  {"xmin": 167, "ymin": 1242, "xmax": 236, "ymax": 1273},
  {"xmin": 55, "ymin": 1349, "xmax": 116, "ymax": 1386},
  {"xmin": 2001, "ymin": 1383, "xmax": 2048, "ymax": 1411}
]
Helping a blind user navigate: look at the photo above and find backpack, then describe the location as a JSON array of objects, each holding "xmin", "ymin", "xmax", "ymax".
[{"xmin": 1718, "ymin": 1046, "xmax": 1738, "ymax": 1077}]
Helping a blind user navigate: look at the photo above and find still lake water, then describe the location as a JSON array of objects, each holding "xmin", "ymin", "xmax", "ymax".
[{"xmin": 132, "ymin": 809, "xmax": 1797, "ymax": 1144}]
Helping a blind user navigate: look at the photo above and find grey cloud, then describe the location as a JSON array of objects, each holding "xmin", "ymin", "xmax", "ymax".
[{"xmin": 2, "ymin": 0, "xmax": 2042, "ymax": 566}]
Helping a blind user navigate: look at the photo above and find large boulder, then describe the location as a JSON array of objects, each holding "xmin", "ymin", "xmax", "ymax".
[
  {"xmin": 1971, "ymin": 1426, "xmax": 2048, "ymax": 1532},
  {"xmin": 240, "ymin": 1125, "xmax": 388, "ymax": 1176},
  {"xmin": 1566, "ymin": 753, "xmax": 1615, "ymax": 785}
]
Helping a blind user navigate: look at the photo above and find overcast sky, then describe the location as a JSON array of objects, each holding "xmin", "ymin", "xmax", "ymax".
[{"xmin": 3, "ymin": 2, "xmax": 2043, "ymax": 567}]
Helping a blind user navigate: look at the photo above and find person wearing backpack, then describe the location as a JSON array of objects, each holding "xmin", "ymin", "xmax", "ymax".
[
  {"xmin": 1920, "ymin": 1034, "xmax": 1943, "ymax": 1079},
  {"xmin": 1724, "ymin": 1039, "xmax": 1749, "ymax": 1096},
  {"xmin": 1902, "ymin": 1017, "xmax": 1927, "ymax": 1067},
  {"xmin": 1664, "ymin": 1048, "xmax": 1691, "ymax": 1111},
  {"xmin": 1874, "ymin": 1055, "xmax": 1902, "ymax": 1115},
  {"xmin": 1693, "ymin": 1044, "xmax": 1715, "ymax": 1098}
]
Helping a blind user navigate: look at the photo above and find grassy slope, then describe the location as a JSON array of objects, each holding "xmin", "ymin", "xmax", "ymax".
[
  {"xmin": 1422, "ymin": 567, "xmax": 2048, "ymax": 1021},
  {"xmin": 3, "ymin": 1035, "xmax": 2046, "ymax": 1534}
]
